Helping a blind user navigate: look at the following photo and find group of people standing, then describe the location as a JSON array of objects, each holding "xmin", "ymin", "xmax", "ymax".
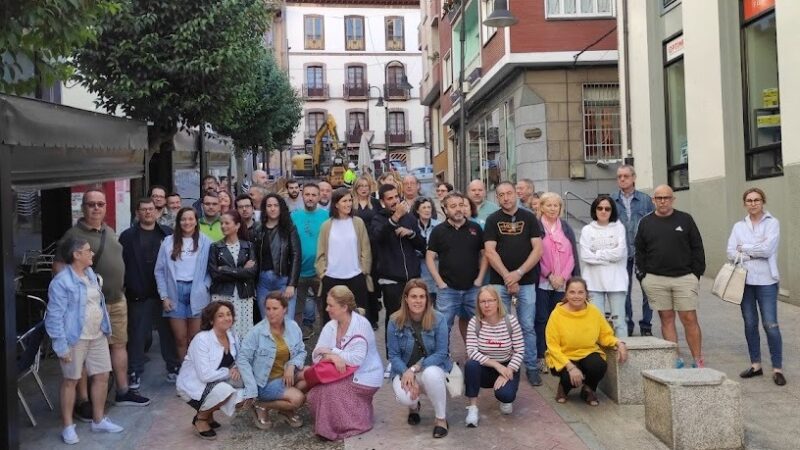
[{"xmin": 44, "ymin": 165, "xmax": 785, "ymax": 445}]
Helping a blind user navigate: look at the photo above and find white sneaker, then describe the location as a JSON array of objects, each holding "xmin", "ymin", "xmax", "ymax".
[
  {"xmin": 91, "ymin": 417, "xmax": 124, "ymax": 433},
  {"xmin": 62, "ymin": 424, "xmax": 79, "ymax": 445},
  {"xmin": 499, "ymin": 402, "xmax": 513, "ymax": 415},
  {"xmin": 384, "ymin": 362, "xmax": 392, "ymax": 379},
  {"xmin": 465, "ymin": 405, "xmax": 479, "ymax": 427}
]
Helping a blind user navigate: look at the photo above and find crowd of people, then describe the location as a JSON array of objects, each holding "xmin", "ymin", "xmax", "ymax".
[{"xmin": 43, "ymin": 166, "xmax": 785, "ymax": 445}]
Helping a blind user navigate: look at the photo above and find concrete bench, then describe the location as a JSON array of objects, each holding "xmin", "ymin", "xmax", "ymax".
[
  {"xmin": 642, "ymin": 368, "xmax": 743, "ymax": 450},
  {"xmin": 599, "ymin": 336, "xmax": 677, "ymax": 405}
]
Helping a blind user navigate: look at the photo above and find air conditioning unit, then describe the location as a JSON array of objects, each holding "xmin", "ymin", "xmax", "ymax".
[{"xmin": 462, "ymin": 80, "xmax": 472, "ymax": 93}]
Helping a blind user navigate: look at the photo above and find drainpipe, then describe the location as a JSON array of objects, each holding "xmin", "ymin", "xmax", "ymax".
[{"xmin": 622, "ymin": 0, "xmax": 634, "ymax": 165}]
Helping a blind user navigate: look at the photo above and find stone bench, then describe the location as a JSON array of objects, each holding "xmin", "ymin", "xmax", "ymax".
[
  {"xmin": 599, "ymin": 336, "xmax": 677, "ymax": 405},
  {"xmin": 642, "ymin": 368, "xmax": 743, "ymax": 450}
]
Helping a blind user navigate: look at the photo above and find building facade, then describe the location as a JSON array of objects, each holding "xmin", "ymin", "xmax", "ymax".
[
  {"xmin": 618, "ymin": 0, "xmax": 800, "ymax": 302},
  {"xmin": 431, "ymin": 0, "xmax": 619, "ymax": 211},
  {"xmin": 284, "ymin": 0, "xmax": 426, "ymax": 170}
]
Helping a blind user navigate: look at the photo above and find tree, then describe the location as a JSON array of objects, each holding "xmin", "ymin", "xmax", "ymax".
[
  {"xmin": 0, "ymin": 0, "xmax": 120, "ymax": 95},
  {"xmin": 74, "ymin": 0, "xmax": 269, "ymax": 148}
]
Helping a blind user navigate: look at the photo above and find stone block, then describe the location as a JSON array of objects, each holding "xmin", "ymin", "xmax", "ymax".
[
  {"xmin": 599, "ymin": 336, "xmax": 677, "ymax": 405},
  {"xmin": 642, "ymin": 368, "xmax": 744, "ymax": 450}
]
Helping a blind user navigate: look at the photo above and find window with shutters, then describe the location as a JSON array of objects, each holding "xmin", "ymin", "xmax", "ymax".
[
  {"xmin": 304, "ymin": 15, "xmax": 324, "ymax": 49},
  {"xmin": 385, "ymin": 16, "xmax": 405, "ymax": 50},
  {"xmin": 345, "ymin": 16, "xmax": 365, "ymax": 51}
]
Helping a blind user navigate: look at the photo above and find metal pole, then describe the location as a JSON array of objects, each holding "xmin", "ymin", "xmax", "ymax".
[
  {"xmin": 457, "ymin": 6, "xmax": 467, "ymax": 191},
  {"xmin": 0, "ymin": 150, "xmax": 19, "ymax": 450},
  {"xmin": 198, "ymin": 124, "xmax": 207, "ymax": 194}
]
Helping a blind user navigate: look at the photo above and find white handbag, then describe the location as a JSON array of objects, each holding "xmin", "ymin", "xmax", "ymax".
[
  {"xmin": 712, "ymin": 252, "xmax": 747, "ymax": 305},
  {"xmin": 446, "ymin": 362, "xmax": 464, "ymax": 398}
]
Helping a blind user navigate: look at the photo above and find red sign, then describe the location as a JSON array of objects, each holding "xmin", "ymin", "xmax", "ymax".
[{"xmin": 743, "ymin": 0, "xmax": 775, "ymax": 21}]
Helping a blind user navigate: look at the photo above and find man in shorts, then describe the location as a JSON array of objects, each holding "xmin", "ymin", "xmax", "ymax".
[
  {"xmin": 635, "ymin": 184, "xmax": 706, "ymax": 368},
  {"xmin": 427, "ymin": 192, "xmax": 487, "ymax": 341},
  {"xmin": 56, "ymin": 190, "xmax": 151, "ymax": 421}
]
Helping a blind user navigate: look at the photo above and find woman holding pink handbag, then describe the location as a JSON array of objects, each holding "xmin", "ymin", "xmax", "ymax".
[
  {"xmin": 306, "ymin": 285, "xmax": 384, "ymax": 440},
  {"xmin": 726, "ymin": 188, "xmax": 785, "ymax": 386}
]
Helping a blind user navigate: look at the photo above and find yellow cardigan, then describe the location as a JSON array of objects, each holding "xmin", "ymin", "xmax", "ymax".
[
  {"xmin": 545, "ymin": 303, "xmax": 618, "ymax": 371},
  {"xmin": 315, "ymin": 216, "xmax": 373, "ymax": 292}
]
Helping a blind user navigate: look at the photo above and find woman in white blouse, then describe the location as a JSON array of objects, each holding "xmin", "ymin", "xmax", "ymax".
[
  {"xmin": 305, "ymin": 286, "xmax": 383, "ymax": 440},
  {"xmin": 726, "ymin": 188, "xmax": 785, "ymax": 386}
]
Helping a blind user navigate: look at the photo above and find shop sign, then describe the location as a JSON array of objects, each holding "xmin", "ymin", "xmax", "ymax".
[
  {"xmin": 743, "ymin": 0, "xmax": 775, "ymax": 21},
  {"xmin": 665, "ymin": 35, "xmax": 684, "ymax": 62}
]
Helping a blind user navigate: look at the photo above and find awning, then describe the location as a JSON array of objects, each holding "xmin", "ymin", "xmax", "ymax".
[
  {"xmin": 0, "ymin": 94, "xmax": 147, "ymax": 189},
  {"xmin": 172, "ymin": 127, "xmax": 234, "ymax": 171}
]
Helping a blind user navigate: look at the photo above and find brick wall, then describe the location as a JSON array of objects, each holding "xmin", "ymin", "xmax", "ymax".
[
  {"xmin": 481, "ymin": 30, "xmax": 505, "ymax": 74},
  {"xmin": 510, "ymin": 2, "xmax": 616, "ymax": 53}
]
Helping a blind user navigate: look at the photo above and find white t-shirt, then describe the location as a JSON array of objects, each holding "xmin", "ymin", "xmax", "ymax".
[
  {"xmin": 326, "ymin": 218, "xmax": 362, "ymax": 279},
  {"xmin": 79, "ymin": 275, "xmax": 104, "ymax": 340},
  {"xmin": 175, "ymin": 237, "xmax": 199, "ymax": 281}
]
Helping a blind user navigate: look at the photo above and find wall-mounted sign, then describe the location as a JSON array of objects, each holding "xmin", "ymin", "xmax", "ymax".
[
  {"xmin": 524, "ymin": 128, "xmax": 542, "ymax": 140},
  {"xmin": 743, "ymin": 0, "xmax": 775, "ymax": 21},
  {"xmin": 665, "ymin": 35, "xmax": 684, "ymax": 62}
]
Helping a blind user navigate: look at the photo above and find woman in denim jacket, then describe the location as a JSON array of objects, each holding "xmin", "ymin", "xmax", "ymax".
[
  {"xmin": 387, "ymin": 279, "xmax": 452, "ymax": 438},
  {"xmin": 46, "ymin": 237, "xmax": 122, "ymax": 444},
  {"xmin": 237, "ymin": 291, "xmax": 307, "ymax": 430}
]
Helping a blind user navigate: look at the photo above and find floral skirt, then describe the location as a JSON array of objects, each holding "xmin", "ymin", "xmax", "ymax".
[{"xmin": 307, "ymin": 375, "xmax": 379, "ymax": 441}]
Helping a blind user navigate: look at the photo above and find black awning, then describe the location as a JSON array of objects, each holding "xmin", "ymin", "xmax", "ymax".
[
  {"xmin": 171, "ymin": 127, "xmax": 234, "ymax": 171},
  {"xmin": 0, "ymin": 94, "xmax": 147, "ymax": 189}
]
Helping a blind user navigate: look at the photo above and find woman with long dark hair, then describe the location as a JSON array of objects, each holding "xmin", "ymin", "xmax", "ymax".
[
  {"xmin": 254, "ymin": 193, "xmax": 300, "ymax": 321},
  {"xmin": 209, "ymin": 210, "xmax": 258, "ymax": 341},
  {"xmin": 315, "ymin": 188, "xmax": 372, "ymax": 322},
  {"xmin": 155, "ymin": 207, "xmax": 212, "ymax": 364}
]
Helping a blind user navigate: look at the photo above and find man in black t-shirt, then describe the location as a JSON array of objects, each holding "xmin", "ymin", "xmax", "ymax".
[
  {"xmin": 484, "ymin": 181, "xmax": 543, "ymax": 386},
  {"xmin": 427, "ymin": 192, "xmax": 487, "ymax": 341}
]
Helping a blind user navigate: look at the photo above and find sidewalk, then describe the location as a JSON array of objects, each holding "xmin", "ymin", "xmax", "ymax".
[{"xmin": 18, "ymin": 277, "xmax": 800, "ymax": 449}]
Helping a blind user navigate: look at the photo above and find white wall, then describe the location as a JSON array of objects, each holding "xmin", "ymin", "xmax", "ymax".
[{"xmin": 285, "ymin": 5, "xmax": 424, "ymax": 150}]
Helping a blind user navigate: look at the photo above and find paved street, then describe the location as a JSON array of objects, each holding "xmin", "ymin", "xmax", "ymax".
[{"xmin": 19, "ymin": 277, "xmax": 800, "ymax": 449}]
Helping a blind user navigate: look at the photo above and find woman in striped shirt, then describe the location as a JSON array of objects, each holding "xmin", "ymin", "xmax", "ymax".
[{"xmin": 464, "ymin": 286, "xmax": 524, "ymax": 427}]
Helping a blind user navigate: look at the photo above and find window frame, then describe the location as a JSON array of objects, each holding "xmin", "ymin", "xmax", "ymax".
[
  {"xmin": 306, "ymin": 110, "xmax": 328, "ymax": 137},
  {"xmin": 545, "ymin": 0, "xmax": 616, "ymax": 19},
  {"xmin": 385, "ymin": 16, "xmax": 405, "ymax": 51},
  {"xmin": 581, "ymin": 83, "xmax": 622, "ymax": 163},
  {"xmin": 345, "ymin": 15, "xmax": 366, "ymax": 51},
  {"xmin": 481, "ymin": 0, "xmax": 497, "ymax": 45},
  {"xmin": 443, "ymin": 50, "xmax": 453, "ymax": 91},
  {"xmin": 304, "ymin": 15, "xmax": 325, "ymax": 50},
  {"xmin": 740, "ymin": 4, "xmax": 782, "ymax": 180},
  {"xmin": 663, "ymin": 32, "xmax": 689, "ymax": 191}
]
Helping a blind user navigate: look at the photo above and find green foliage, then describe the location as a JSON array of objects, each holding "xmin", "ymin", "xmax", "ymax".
[
  {"xmin": 74, "ymin": 0, "xmax": 269, "ymax": 132},
  {"xmin": 218, "ymin": 50, "xmax": 302, "ymax": 153},
  {"xmin": 0, "ymin": 0, "xmax": 120, "ymax": 94}
]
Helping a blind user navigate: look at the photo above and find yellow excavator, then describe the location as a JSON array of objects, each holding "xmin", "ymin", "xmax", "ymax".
[{"xmin": 291, "ymin": 114, "xmax": 346, "ymax": 187}]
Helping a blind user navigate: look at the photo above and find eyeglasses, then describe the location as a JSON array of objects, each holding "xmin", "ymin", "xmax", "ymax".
[
  {"xmin": 478, "ymin": 298, "xmax": 497, "ymax": 305},
  {"xmin": 77, "ymin": 247, "xmax": 94, "ymax": 254},
  {"xmin": 653, "ymin": 196, "xmax": 673, "ymax": 202},
  {"xmin": 596, "ymin": 206, "xmax": 612, "ymax": 212},
  {"xmin": 84, "ymin": 202, "xmax": 106, "ymax": 209},
  {"xmin": 744, "ymin": 198, "xmax": 763, "ymax": 204}
]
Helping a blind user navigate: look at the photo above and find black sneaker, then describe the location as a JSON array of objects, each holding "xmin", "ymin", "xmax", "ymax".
[
  {"xmin": 115, "ymin": 390, "xmax": 151, "ymax": 407},
  {"xmin": 128, "ymin": 372, "xmax": 141, "ymax": 390},
  {"xmin": 641, "ymin": 329, "xmax": 653, "ymax": 337},
  {"xmin": 74, "ymin": 400, "xmax": 93, "ymax": 423},
  {"xmin": 527, "ymin": 368, "xmax": 543, "ymax": 386}
]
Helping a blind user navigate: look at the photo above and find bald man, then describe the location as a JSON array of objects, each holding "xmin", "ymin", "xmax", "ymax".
[
  {"xmin": 467, "ymin": 179, "xmax": 499, "ymax": 229},
  {"xmin": 634, "ymin": 185, "xmax": 706, "ymax": 368}
]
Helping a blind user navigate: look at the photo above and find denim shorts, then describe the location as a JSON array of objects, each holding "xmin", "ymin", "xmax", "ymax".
[
  {"xmin": 163, "ymin": 281, "xmax": 195, "ymax": 319},
  {"xmin": 257, "ymin": 377, "xmax": 286, "ymax": 401}
]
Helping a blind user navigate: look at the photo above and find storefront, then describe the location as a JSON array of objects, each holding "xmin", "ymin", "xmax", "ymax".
[{"xmin": 0, "ymin": 94, "xmax": 148, "ymax": 448}]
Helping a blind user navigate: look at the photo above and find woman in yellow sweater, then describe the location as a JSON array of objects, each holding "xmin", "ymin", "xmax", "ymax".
[{"xmin": 545, "ymin": 277, "xmax": 628, "ymax": 405}]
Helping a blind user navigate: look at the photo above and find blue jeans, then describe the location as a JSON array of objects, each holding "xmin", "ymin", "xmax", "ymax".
[
  {"xmin": 493, "ymin": 284, "xmax": 537, "ymax": 371},
  {"xmin": 626, "ymin": 258, "xmax": 652, "ymax": 332},
  {"xmin": 436, "ymin": 286, "xmax": 479, "ymax": 331},
  {"xmin": 535, "ymin": 288, "xmax": 564, "ymax": 359},
  {"xmin": 589, "ymin": 291, "xmax": 628, "ymax": 338},
  {"xmin": 256, "ymin": 270, "xmax": 295, "ymax": 322},
  {"xmin": 296, "ymin": 276, "xmax": 320, "ymax": 326},
  {"xmin": 464, "ymin": 359, "xmax": 520, "ymax": 403},
  {"xmin": 741, "ymin": 283, "xmax": 782, "ymax": 369}
]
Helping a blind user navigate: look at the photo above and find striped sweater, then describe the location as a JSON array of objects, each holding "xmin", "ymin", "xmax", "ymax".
[{"xmin": 466, "ymin": 315, "xmax": 525, "ymax": 371}]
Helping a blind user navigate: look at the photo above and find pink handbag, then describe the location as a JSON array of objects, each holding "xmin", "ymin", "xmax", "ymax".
[{"xmin": 305, "ymin": 334, "xmax": 366, "ymax": 388}]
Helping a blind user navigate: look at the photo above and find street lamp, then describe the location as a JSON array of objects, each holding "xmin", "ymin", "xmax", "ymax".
[
  {"xmin": 367, "ymin": 85, "xmax": 386, "ymax": 172},
  {"xmin": 455, "ymin": 0, "xmax": 517, "ymax": 190}
]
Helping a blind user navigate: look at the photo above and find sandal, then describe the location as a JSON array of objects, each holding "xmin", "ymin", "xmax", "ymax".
[
  {"xmin": 251, "ymin": 404, "xmax": 272, "ymax": 430},
  {"xmin": 208, "ymin": 413, "xmax": 221, "ymax": 429},
  {"xmin": 432, "ymin": 420, "xmax": 449, "ymax": 438},
  {"xmin": 275, "ymin": 412, "xmax": 304, "ymax": 428},
  {"xmin": 192, "ymin": 416, "xmax": 217, "ymax": 440},
  {"xmin": 407, "ymin": 401, "xmax": 421, "ymax": 425},
  {"xmin": 556, "ymin": 384, "xmax": 567, "ymax": 404},
  {"xmin": 582, "ymin": 386, "xmax": 599, "ymax": 406}
]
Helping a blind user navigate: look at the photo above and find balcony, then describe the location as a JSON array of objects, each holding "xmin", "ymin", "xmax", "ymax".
[
  {"xmin": 343, "ymin": 84, "xmax": 368, "ymax": 100},
  {"xmin": 387, "ymin": 38, "xmax": 405, "ymax": 51},
  {"xmin": 387, "ymin": 130, "xmax": 412, "ymax": 146},
  {"xmin": 347, "ymin": 128, "xmax": 365, "ymax": 145},
  {"xmin": 384, "ymin": 83, "xmax": 410, "ymax": 100},
  {"xmin": 302, "ymin": 84, "xmax": 329, "ymax": 100}
]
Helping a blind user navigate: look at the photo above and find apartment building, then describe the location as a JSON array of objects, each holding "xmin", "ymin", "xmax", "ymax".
[{"xmin": 284, "ymin": 0, "xmax": 426, "ymax": 169}]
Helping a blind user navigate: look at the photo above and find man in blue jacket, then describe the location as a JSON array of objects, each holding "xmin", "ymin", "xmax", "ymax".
[
  {"xmin": 370, "ymin": 184, "xmax": 427, "ymax": 345},
  {"xmin": 119, "ymin": 197, "xmax": 174, "ymax": 386}
]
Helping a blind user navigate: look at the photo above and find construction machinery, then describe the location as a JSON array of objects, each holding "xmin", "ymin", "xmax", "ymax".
[{"xmin": 291, "ymin": 114, "xmax": 346, "ymax": 187}]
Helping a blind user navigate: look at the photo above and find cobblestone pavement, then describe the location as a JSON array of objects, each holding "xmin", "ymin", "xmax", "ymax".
[{"xmin": 18, "ymin": 277, "xmax": 800, "ymax": 449}]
